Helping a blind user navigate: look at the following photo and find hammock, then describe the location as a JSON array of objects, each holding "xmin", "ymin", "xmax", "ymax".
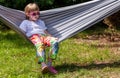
[{"xmin": 0, "ymin": 0, "xmax": 120, "ymax": 42}]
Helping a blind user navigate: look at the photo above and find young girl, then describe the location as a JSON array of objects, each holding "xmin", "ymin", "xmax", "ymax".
[{"xmin": 19, "ymin": 3, "xmax": 59, "ymax": 74}]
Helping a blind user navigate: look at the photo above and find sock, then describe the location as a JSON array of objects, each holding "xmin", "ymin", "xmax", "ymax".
[
  {"xmin": 47, "ymin": 61, "xmax": 52, "ymax": 67},
  {"xmin": 41, "ymin": 62, "xmax": 47, "ymax": 68},
  {"xmin": 47, "ymin": 57, "xmax": 52, "ymax": 66}
]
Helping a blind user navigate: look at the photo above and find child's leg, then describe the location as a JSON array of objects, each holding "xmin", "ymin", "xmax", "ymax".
[
  {"xmin": 30, "ymin": 34, "xmax": 49, "ymax": 73},
  {"xmin": 44, "ymin": 36, "xmax": 59, "ymax": 61},
  {"xmin": 30, "ymin": 34, "xmax": 45, "ymax": 63},
  {"xmin": 44, "ymin": 36, "xmax": 59, "ymax": 74},
  {"xmin": 48, "ymin": 40, "xmax": 59, "ymax": 63}
]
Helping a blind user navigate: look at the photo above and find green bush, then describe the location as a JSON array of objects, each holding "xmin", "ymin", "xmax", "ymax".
[{"xmin": 0, "ymin": 0, "xmax": 90, "ymax": 10}]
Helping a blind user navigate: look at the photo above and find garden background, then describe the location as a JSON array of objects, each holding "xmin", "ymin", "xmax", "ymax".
[{"xmin": 1, "ymin": 0, "xmax": 120, "ymax": 78}]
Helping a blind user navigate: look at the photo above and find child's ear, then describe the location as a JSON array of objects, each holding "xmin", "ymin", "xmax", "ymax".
[
  {"xmin": 25, "ymin": 13, "xmax": 30, "ymax": 19},
  {"xmin": 26, "ymin": 13, "xmax": 29, "ymax": 17}
]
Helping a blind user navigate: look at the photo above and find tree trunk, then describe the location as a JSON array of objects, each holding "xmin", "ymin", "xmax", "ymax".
[{"xmin": 103, "ymin": 10, "xmax": 120, "ymax": 29}]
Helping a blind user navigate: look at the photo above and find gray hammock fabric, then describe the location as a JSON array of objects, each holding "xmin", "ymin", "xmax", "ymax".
[{"xmin": 0, "ymin": 0, "xmax": 120, "ymax": 42}]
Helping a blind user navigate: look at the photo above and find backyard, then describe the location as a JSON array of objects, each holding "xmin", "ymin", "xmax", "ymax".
[{"xmin": 0, "ymin": 24, "xmax": 120, "ymax": 78}]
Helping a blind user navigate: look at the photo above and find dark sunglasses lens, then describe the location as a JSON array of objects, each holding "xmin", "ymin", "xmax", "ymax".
[
  {"xmin": 37, "ymin": 12, "xmax": 40, "ymax": 15},
  {"xmin": 32, "ymin": 13, "xmax": 36, "ymax": 16},
  {"xmin": 32, "ymin": 12, "xmax": 40, "ymax": 16}
]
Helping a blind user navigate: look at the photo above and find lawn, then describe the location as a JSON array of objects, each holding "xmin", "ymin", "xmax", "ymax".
[{"xmin": 0, "ymin": 25, "xmax": 120, "ymax": 78}]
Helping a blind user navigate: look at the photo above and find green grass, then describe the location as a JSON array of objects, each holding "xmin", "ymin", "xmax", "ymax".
[{"xmin": 0, "ymin": 26, "xmax": 120, "ymax": 78}]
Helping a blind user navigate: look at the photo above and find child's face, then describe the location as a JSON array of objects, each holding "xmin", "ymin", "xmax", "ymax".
[{"xmin": 28, "ymin": 11, "xmax": 40, "ymax": 21}]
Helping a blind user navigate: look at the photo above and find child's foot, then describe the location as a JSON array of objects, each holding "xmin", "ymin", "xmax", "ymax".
[
  {"xmin": 48, "ymin": 66, "xmax": 58, "ymax": 74},
  {"xmin": 41, "ymin": 64, "xmax": 49, "ymax": 74}
]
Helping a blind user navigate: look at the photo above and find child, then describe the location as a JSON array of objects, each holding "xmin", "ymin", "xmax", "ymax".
[{"xmin": 19, "ymin": 3, "xmax": 59, "ymax": 74}]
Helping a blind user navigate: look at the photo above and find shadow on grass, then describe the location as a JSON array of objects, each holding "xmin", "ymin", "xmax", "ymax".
[
  {"xmin": 37, "ymin": 61, "xmax": 120, "ymax": 78},
  {"xmin": 0, "ymin": 31, "xmax": 33, "ymax": 48},
  {"xmin": 55, "ymin": 61, "xmax": 120, "ymax": 73},
  {"xmin": 91, "ymin": 43, "xmax": 120, "ymax": 48}
]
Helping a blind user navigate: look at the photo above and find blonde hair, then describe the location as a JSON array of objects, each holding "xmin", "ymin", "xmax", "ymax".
[{"xmin": 24, "ymin": 3, "xmax": 40, "ymax": 19}]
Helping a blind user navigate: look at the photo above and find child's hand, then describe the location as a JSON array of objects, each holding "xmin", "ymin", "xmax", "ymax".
[{"xmin": 55, "ymin": 37, "xmax": 59, "ymax": 40}]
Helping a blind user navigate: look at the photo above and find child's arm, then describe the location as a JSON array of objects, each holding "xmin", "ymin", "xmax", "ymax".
[
  {"xmin": 44, "ymin": 30, "xmax": 59, "ymax": 40},
  {"xmin": 44, "ymin": 30, "xmax": 52, "ymax": 36},
  {"xmin": 19, "ymin": 20, "xmax": 27, "ymax": 33}
]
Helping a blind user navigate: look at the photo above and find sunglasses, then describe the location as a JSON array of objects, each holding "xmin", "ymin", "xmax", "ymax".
[{"xmin": 29, "ymin": 11, "xmax": 40, "ymax": 16}]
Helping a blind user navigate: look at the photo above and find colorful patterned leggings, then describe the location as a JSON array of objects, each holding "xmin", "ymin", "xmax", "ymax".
[{"xmin": 29, "ymin": 34, "xmax": 59, "ymax": 63}]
